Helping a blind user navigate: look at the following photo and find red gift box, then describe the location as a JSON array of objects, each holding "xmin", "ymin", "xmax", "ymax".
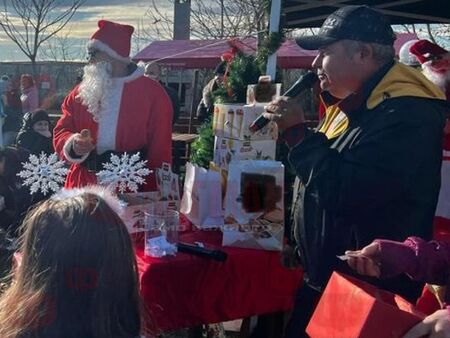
[{"xmin": 306, "ymin": 272, "xmax": 425, "ymax": 338}]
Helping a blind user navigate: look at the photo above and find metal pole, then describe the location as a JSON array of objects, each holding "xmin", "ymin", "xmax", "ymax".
[
  {"xmin": 220, "ymin": 0, "xmax": 224, "ymax": 38},
  {"xmin": 266, "ymin": 0, "xmax": 281, "ymax": 79}
]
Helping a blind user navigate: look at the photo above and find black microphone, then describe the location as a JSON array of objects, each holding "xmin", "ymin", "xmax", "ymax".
[
  {"xmin": 177, "ymin": 242, "xmax": 228, "ymax": 262},
  {"xmin": 249, "ymin": 72, "xmax": 319, "ymax": 133}
]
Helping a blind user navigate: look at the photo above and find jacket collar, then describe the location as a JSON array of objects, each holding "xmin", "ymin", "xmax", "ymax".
[{"xmin": 320, "ymin": 61, "xmax": 394, "ymax": 117}]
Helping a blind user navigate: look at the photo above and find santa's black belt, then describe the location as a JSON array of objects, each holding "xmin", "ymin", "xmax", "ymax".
[{"xmin": 80, "ymin": 148, "xmax": 147, "ymax": 173}]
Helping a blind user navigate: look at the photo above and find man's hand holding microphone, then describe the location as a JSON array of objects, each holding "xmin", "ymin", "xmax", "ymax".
[{"xmin": 249, "ymin": 72, "xmax": 318, "ymax": 133}]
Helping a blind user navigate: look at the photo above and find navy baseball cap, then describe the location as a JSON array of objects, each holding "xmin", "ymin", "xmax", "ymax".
[{"xmin": 296, "ymin": 5, "xmax": 396, "ymax": 50}]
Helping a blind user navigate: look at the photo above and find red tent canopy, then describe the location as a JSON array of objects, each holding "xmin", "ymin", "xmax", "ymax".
[
  {"xmin": 133, "ymin": 34, "xmax": 417, "ymax": 70},
  {"xmin": 133, "ymin": 37, "xmax": 316, "ymax": 69}
]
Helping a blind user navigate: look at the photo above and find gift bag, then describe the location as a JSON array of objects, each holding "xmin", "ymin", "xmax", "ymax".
[
  {"xmin": 306, "ymin": 272, "xmax": 425, "ymax": 338},
  {"xmin": 180, "ymin": 162, "xmax": 223, "ymax": 228},
  {"xmin": 223, "ymin": 160, "xmax": 284, "ymax": 251}
]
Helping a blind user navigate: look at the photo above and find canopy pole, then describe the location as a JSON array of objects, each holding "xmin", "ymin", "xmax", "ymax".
[{"xmin": 266, "ymin": 0, "xmax": 281, "ymax": 79}]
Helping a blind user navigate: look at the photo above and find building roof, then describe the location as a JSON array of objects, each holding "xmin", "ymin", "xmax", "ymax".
[
  {"xmin": 133, "ymin": 33, "xmax": 418, "ymax": 70},
  {"xmin": 283, "ymin": 0, "xmax": 450, "ymax": 29}
]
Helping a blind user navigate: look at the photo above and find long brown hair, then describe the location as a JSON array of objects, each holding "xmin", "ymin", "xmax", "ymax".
[{"xmin": 0, "ymin": 188, "xmax": 141, "ymax": 338}]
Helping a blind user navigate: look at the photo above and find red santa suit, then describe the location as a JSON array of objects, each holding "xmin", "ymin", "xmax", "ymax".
[
  {"xmin": 53, "ymin": 20, "xmax": 173, "ymax": 191},
  {"xmin": 407, "ymin": 40, "xmax": 450, "ymax": 314},
  {"xmin": 410, "ymin": 40, "xmax": 450, "ymax": 241}
]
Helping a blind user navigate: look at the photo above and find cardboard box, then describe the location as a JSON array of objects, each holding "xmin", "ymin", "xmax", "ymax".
[
  {"xmin": 306, "ymin": 272, "xmax": 425, "ymax": 338},
  {"xmin": 213, "ymin": 104, "xmax": 278, "ymax": 141},
  {"xmin": 213, "ymin": 136, "xmax": 277, "ymax": 171},
  {"xmin": 119, "ymin": 192, "xmax": 178, "ymax": 233}
]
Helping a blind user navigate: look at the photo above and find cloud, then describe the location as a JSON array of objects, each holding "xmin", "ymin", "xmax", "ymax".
[{"xmin": 0, "ymin": 0, "xmax": 174, "ymax": 61}]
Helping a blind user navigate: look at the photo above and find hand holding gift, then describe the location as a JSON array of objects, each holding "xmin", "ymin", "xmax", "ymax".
[{"xmin": 344, "ymin": 242, "xmax": 381, "ymax": 278}]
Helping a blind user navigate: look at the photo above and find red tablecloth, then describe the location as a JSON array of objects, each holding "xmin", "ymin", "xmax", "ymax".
[{"xmin": 136, "ymin": 229, "xmax": 302, "ymax": 331}]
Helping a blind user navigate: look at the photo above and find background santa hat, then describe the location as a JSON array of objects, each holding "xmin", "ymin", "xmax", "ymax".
[
  {"xmin": 409, "ymin": 39, "xmax": 448, "ymax": 65},
  {"xmin": 409, "ymin": 39, "xmax": 450, "ymax": 100},
  {"xmin": 87, "ymin": 20, "xmax": 134, "ymax": 63}
]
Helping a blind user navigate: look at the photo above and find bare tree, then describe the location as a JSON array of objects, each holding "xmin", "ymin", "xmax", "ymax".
[
  {"xmin": 143, "ymin": 0, "xmax": 269, "ymax": 40},
  {"xmin": 40, "ymin": 26, "xmax": 85, "ymax": 62},
  {"xmin": 0, "ymin": 0, "xmax": 85, "ymax": 72},
  {"xmin": 399, "ymin": 23, "xmax": 450, "ymax": 44}
]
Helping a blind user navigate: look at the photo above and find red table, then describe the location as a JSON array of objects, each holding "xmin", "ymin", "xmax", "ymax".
[{"xmin": 135, "ymin": 228, "xmax": 302, "ymax": 331}]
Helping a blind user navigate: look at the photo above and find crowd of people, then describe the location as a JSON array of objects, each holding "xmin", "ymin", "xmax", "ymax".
[{"xmin": 0, "ymin": 4, "xmax": 449, "ymax": 338}]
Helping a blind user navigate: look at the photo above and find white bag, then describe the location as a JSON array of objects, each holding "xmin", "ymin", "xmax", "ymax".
[
  {"xmin": 223, "ymin": 160, "xmax": 284, "ymax": 251},
  {"xmin": 180, "ymin": 162, "xmax": 223, "ymax": 228}
]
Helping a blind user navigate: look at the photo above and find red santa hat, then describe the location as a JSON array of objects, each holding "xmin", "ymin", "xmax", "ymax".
[
  {"xmin": 87, "ymin": 20, "xmax": 134, "ymax": 63},
  {"xmin": 409, "ymin": 39, "xmax": 448, "ymax": 64}
]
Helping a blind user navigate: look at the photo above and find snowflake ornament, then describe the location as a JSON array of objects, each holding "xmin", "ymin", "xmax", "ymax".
[
  {"xmin": 96, "ymin": 152, "xmax": 151, "ymax": 193},
  {"xmin": 17, "ymin": 152, "xmax": 69, "ymax": 195}
]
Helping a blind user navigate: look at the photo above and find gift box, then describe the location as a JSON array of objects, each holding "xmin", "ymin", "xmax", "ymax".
[
  {"xmin": 223, "ymin": 160, "xmax": 284, "ymax": 251},
  {"xmin": 119, "ymin": 192, "xmax": 179, "ymax": 233},
  {"xmin": 306, "ymin": 272, "xmax": 425, "ymax": 338},
  {"xmin": 213, "ymin": 104, "xmax": 278, "ymax": 141},
  {"xmin": 213, "ymin": 136, "xmax": 277, "ymax": 171}
]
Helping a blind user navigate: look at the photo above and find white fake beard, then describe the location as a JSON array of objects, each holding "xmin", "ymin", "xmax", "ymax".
[
  {"xmin": 422, "ymin": 63, "xmax": 450, "ymax": 92},
  {"xmin": 76, "ymin": 61, "xmax": 113, "ymax": 118}
]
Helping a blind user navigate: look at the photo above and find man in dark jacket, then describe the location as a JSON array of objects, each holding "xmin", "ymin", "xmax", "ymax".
[{"xmin": 263, "ymin": 5, "xmax": 449, "ymax": 337}]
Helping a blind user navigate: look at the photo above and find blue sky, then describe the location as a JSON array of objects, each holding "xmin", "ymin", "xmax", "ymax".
[{"xmin": 0, "ymin": 0, "xmax": 173, "ymax": 61}]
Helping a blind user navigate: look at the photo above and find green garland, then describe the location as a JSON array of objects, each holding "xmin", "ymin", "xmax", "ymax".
[{"xmin": 189, "ymin": 118, "xmax": 215, "ymax": 169}]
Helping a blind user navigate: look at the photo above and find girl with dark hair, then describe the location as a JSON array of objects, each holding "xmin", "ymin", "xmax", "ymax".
[{"xmin": 0, "ymin": 186, "xmax": 144, "ymax": 338}]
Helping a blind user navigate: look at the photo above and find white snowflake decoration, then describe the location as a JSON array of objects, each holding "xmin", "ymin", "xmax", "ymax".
[
  {"xmin": 17, "ymin": 152, "xmax": 69, "ymax": 195},
  {"xmin": 96, "ymin": 152, "xmax": 151, "ymax": 193}
]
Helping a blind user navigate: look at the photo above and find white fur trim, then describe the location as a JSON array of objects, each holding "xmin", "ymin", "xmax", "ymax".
[
  {"xmin": 51, "ymin": 185, "xmax": 123, "ymax": 216},
  {"xmin": 63, "ymin": 133, "xmax": 91, "ymax": 164},
  {"xmin": 88, "ymin": 39, "xmax": 131, "ymax": 64},
  {"xmin": 97, "ymin": 80, "xmax": 123, "ymax": 154}
]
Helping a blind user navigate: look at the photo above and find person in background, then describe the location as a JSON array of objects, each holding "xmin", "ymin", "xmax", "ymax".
[
  {"xmin": 2, "ymin": 83, "xmax": 23, "ymax": 146},
  {"xmin": 20, "ymin": 74, "xmax": 39, "ymax": 113},
  {"xmin": 144, "ymin": 62, "xmax": 181, "ymax": 125},
  {"xmin": 0, "ymin": 75, "xmax": 11, "ymax": 147},
  {"xmin": 0, "ymin": 146, "xmax": 32, "ymax": 235},
  {"xmin": 346, "ymin": 238, "xmax": 450, "ymax": 338},
  {"xmin": 263, "ymin": 6, "xmax": 448, "ymax": 337},
  {"xmin": 53, "ymin": 20, "xmax": 172, "ymax": 190},
  {"xmin": 0, "ymin": 186, "xmax": 143, "ymax": 338},
  {"xmin": 196, "ymin": 61, "xmax": 227, "ymax": 122},
  {"xmin": 398, "ymin": 39, "xmax": 421, "ymax": 69},
  {"xmin": 16, "ymin": 109, "xmax": 53, "ymax": 155}
]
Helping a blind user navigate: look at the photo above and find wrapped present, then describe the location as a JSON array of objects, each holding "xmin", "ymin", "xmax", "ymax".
[
  {"xmin": 119, "ymin": 163, "xmax": 180, "ymax": 233},
  {"xmin": 213, "ymin": 136, "xmax": 276, "ymax": 171},
  {"xmin": 306, "ymin": 272, "xmax": 425, "ymax": 338},
  {"xmin": 213, "ymin": 104, "xmax": 278, "ymax": 141},
  {"xmin": 223, "ymin": 160, "xmax": 284, "ymax": 251}
]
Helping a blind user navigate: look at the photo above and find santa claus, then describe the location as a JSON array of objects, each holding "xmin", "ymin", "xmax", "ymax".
[
  {"xmin": 403, "ymin": 39, "xmax": 450, "ymax": 317},
  {"xmin": 53, "ymin": 20, "xmax": 173, "ymax": 190},
  {"xmin": 409, "ymin": 40, "xmax": 450, "ymax": 230}
]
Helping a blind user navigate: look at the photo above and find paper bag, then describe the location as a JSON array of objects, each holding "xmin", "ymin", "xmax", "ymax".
[
  {"xmin": 180, "ymin": 162, "xmax": 223, "ymax": 228},
  {"xmin": 306, "ymin": 272, "xmax": 425, "ymax": 338},
  {"xmin": 223, "ymin": 160, "xmax": 284, "ymax": 251}
]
